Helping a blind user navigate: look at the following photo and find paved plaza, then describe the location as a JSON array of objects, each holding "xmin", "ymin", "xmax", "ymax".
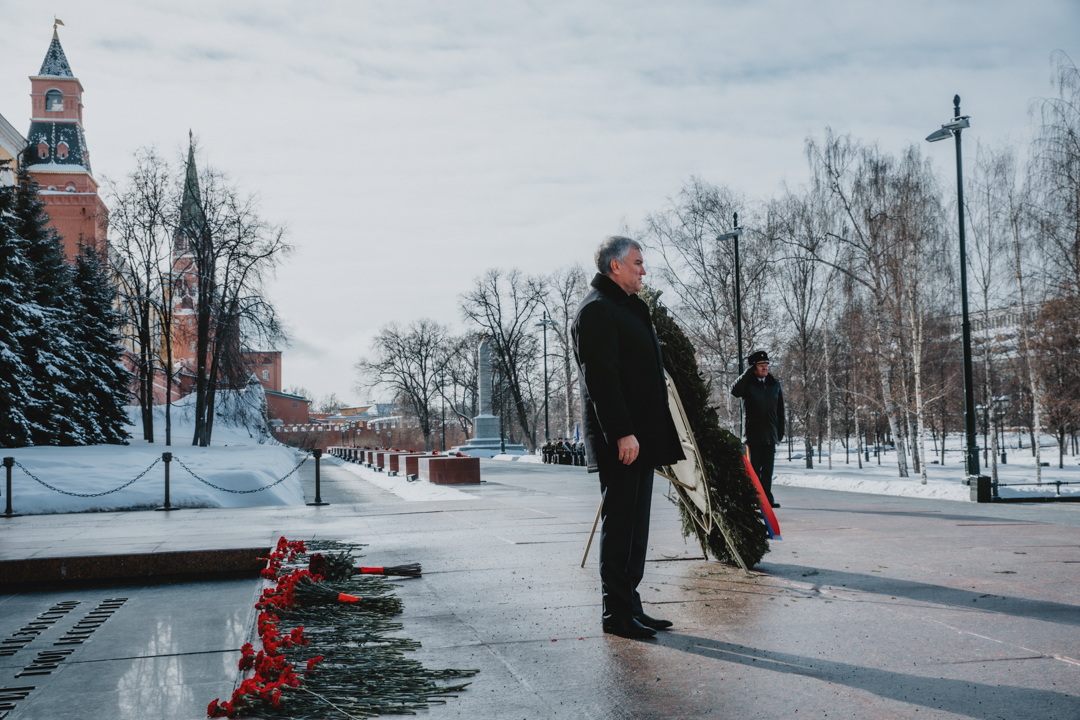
[{"xmin": 1, "ymin": 457, "xmax": 1078, "ymax": 719}]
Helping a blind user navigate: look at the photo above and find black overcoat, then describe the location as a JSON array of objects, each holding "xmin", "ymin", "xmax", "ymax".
[
  {"xmin": 572, "ymin": 274, "xmax": 685, "ymax": 472},
  {"xmin": 730, "ymin": 367, "xmax": 786, "ymax": 446}
]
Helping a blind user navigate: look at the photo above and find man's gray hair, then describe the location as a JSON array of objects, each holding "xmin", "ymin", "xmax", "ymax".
[{"xmin": 595, "ymin": 236, "xmax": 642, "ymax": 276}]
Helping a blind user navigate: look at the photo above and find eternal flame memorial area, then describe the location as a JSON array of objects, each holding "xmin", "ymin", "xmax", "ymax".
[{"xmin": 0, "ymin": 22, "xmax": 1077, "ymax": 720}]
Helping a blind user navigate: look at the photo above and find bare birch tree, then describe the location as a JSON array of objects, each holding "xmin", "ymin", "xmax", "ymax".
[
  {"xmin": 771, "ymin": 190, "xmax": 835, "ymax": 468},
  {"xmin": 643, "ymin": 177, "xmax": 773, "ymax": 427},
  {"xmin": 1028, "ymin": 52, "xmax": 1080, "ymax": 476},
  {"xmin": 1032, "ymin": 52, "xmax": 1080, "ymax": 305},
  {"xmin": 536, "ymin": 264, "xmax": 588, "ymax": 438},
  {"xmin": 891, "ymin": 146, "xmax": 950, "ymax": 484},
  {"xmin": 998, "ymin": 149, "xmax": 1045, "ymax": 483},
  {"xmin": 356, "ymin": 319, "xmax": 449, "ymax": 450},
  {"xmin": 104, "ymin": 148, "xmax": 174, "ymax": 442},
  {"xmin": 805, "ymin": 130, "xmax": 911, "ymax": 477},
  {"xmin": 965, "ymin": 143, "xmax": 1013, "ymax": 485},
  {"xmin": 175, "ymin": 143, "xmax": 291, "ymax": 446},
  {"xmin": 438, "ymin": 332, "xmax": 481, "ymax": 438}
]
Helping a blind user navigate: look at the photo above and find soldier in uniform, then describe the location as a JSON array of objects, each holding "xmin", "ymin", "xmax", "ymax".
[{"xmin": 731, "ymin": 350, "xmax": 785, "ymax": 508}]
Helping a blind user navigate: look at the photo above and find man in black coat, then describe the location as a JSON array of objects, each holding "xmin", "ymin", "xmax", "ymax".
[
  {"xmin": 572, "ymin": 236, "xmax": 685, "ymax": 640},
  {"xmin": 731, "ymin": 350, "xmax": 785, "ymax": 508}
]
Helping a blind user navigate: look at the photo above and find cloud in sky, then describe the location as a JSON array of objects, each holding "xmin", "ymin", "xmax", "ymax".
[{"xmin": 0, "ymin": 0, "xmax": 1077, "ymax": 400}]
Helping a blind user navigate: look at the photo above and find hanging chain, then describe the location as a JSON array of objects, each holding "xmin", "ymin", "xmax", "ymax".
[
  {"xmin": 14, "ymin": 458, "xmax": 160, "ymax": 497},
  {"xmin": 174, "ymin": 455, "xmax": 310, "ymax": 494},
  {"xmin": 13, "ymin": 454, "xmax": 310, "ymax": 498}
]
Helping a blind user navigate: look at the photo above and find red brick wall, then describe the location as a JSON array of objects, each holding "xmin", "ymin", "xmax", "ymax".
[
  {"xmin": 270, "ymin": 426, "xmax": 336, "ymax": 452},
  {"xmin": 267, "ymin": 393, "xmax": 309, "ymax": 425}
]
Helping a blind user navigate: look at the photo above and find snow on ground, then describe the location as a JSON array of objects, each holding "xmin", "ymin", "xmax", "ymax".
[
  {"xmin": 775, "ymin": 433, "xmax": 1080, "ymax": 502},
  {"xmin": 2, "ymin": 395, "xmax": 304, "ymax": 515},
  {"xmin": 487, "ymin": 433, "xmax": 1080, "ymax": 503},
  {"xmin": 330, "ymin": 456, "xmax": 473, "ymax": 501},
  {"xmin": 491, "ymin": 453, "xmax": 543, "ymax": 464}
]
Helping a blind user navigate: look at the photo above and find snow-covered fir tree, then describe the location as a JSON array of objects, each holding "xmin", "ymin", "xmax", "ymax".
[
  {"xmin": 72, "ymin": 245, "xmax": 130, "ymax": 444},
  {"xmin": 13, "ymin": 161, "xmax": 89, "ymax": 445},
  {"xmin": 0, "ymin": 172, "xmax": 36, "ymax": 447}
]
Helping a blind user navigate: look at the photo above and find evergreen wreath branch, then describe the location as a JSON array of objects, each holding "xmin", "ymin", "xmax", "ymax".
[{"xmin": 642, "ymin": 287, "xmax": 771, "ymax": 568}]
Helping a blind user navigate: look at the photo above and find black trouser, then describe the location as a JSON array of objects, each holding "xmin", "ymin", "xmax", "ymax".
[
  {"xmin": 597, "ymin": 462, "xmax": 654, "ymax": 621},
  {"xmin": 747, "ymin": 443, "xmax": 776, "ymax": 504}
]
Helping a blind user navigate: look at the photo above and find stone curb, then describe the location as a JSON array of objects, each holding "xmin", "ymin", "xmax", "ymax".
[{"xmin": 0, "ymin": 547, "xmax": 270, "ymax": 588}]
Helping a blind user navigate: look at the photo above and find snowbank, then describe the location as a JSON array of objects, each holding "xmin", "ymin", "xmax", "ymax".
[
  {"xmin": 331, "ymin": 456, "xmax": 474, "ymax": 501},
  {"xmin": 774, "ymin": 468, "xmax": 970, "ymax": 501},
  {"xmin": 2, "ymin": 394, "xmax": 304, "ymax": 515},
  {"xmin": 774, "ymin": 439, "xmax": 1080, "ymax": 502}
]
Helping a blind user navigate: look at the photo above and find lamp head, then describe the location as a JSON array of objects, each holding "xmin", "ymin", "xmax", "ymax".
[
  {"xmin": 927, "ymin": 95, "xmax": 971, "ymax": 142},
  {"xmin": 926, "ymin": 127, "xmax": 953, "ymax": 143},
  {"xmin": 718, "ymin": 212, "xmax": 743, "ymax": 241}
]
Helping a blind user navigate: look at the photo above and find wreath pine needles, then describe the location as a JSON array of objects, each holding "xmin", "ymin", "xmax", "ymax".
[
  {"xmin": 642, "ymin": 288, "xmax": 771, "ymax": 568},
  {"xmin": 207, "ymin": 537, "xmax": 477, "ymax": 719}
]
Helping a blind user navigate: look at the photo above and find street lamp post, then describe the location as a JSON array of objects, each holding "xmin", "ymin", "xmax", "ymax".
[
  {"xmin": 875, "ymin": 410, "xmax": 881, "ymax": 465},
  {"xmin": 438, "ymin": 372, "xmax": 447, "ymax": 451},
  {"xmin": 976, "ymin": 403, "xmax": 988, "ymax": 465},
  {"xmin": 927, "ymin": 95, "xmax": 980, "ymax": 482},
  {"xmin": 718, "ymin": 213, "xmax": 745, "ymax": 437},
  {"xmin": 994, "ymin": 395, "xmax": 1011, "ymax": 465},
  {"xmin": 856, "ymin": 405, "xmax": 869, "ymax": 466},
  {"xmin": 535, "ymin": 311, "xmax": 555, "ymax": 442},
  {"xmin": 718, "ymin": 213, "xmax": 745, "ymax": 374},
  {"xmin": 499, "ymin": 391, "xmax": 506, "ymax": 455}
]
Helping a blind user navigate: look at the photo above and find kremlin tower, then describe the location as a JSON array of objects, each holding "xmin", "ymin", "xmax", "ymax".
[
  {"xmin": 23, "ymin": 24, "xmax": 108, "ymax": 258},
  {"xmin": 171, "ymin": 136, "xmax": 200, "ymax": 373}
]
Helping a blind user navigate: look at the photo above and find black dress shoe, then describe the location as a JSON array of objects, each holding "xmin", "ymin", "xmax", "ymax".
[
  {"xmin": 634, "ymin": 612, "xmax": 673, "ymax": 631},
  {"xmin": 602, "ymin": 617, "xmax": 656, "ymax": 639},
  {"xmin": 770, "ymin": 501, "xmax": 780, "ymax": 508}
]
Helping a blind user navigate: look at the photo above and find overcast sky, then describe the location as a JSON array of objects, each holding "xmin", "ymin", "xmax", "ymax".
[{"xmin": 1, "ymin": 1, "xmax": 1077, "ymax": 404}]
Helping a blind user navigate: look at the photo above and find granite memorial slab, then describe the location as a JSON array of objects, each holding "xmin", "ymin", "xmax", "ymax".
[{"xmin": 417, "ymin": 456, "xmax": 481, "ymax": 485}]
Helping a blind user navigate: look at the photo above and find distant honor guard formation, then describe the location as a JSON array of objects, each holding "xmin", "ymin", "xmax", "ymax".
[{"xmin": 540, "ymin": 438, "xmax": 586, "ymax": 465}]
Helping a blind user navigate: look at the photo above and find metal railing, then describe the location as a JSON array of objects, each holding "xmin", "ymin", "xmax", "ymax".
[
  {"xmin": 996, "ymin": 479, "xmax": 1079, "ymax": 497},
  {"xmin": 1, "ymin": 449, "xmax": 320, "ymax": 517}
]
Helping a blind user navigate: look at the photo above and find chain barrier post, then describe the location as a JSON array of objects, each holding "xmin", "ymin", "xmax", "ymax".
[
  {"xmin": 3, "ymin": 457, "xmax": 20, "ymax": 518},
  {"xmin": 156, "ymin": 452, "xmax": 178, "ymax": 511},
  {"xmin": 307, "ymin": 448, "xmax": 329, "ymax": 506}
]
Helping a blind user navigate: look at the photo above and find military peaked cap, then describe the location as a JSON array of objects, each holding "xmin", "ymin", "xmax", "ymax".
[{"xmin": 747, "ymin": 350, "xmax": 770, "ymax": 365}]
